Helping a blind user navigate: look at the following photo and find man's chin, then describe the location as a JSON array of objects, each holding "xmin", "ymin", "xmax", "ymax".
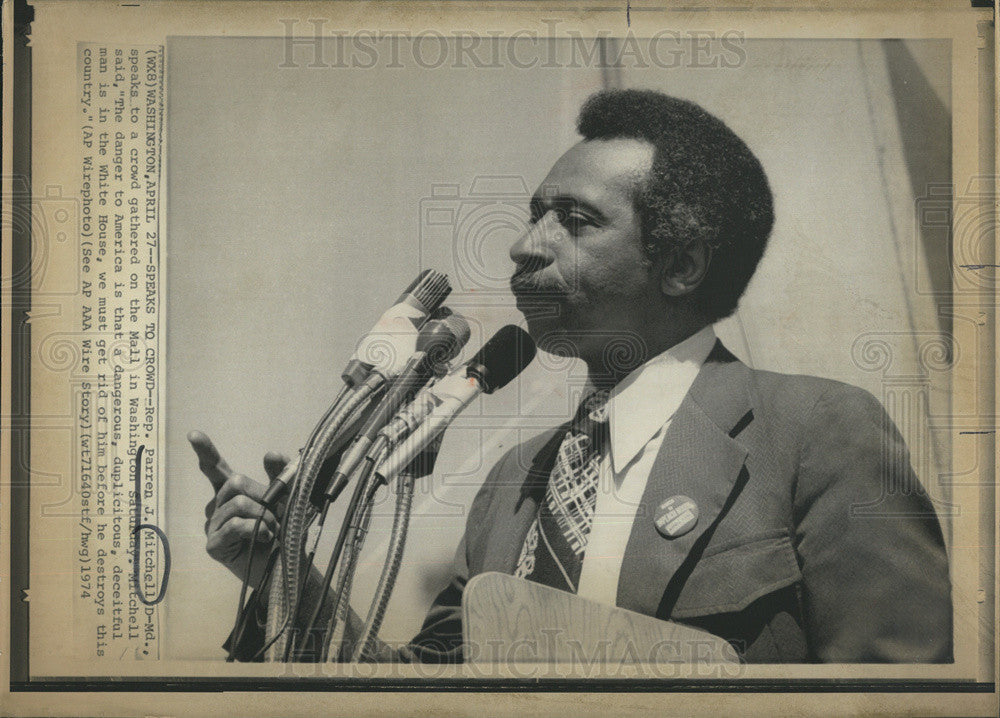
[
  {"xmin": 525, "ymin": 323, "xmax": 579, "ymax": 358},
  {"xmin": 513, "ymin": 298, "xmax": 579, "ymax": 356}
]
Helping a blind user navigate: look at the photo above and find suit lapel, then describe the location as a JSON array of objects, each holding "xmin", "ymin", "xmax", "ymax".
[
  {"xmin": 616, "ymin": 342, "xmax": 755, "ymax": 618},
  {"xmin": 479, "ymin": 426, "xmax": 566, "ymax": 574}
]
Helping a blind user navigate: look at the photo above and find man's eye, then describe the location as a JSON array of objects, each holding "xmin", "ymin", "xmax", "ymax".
[
  {"xmin": 527, "ymin": 207, "xmax": 594, "ymax": 232},
  {"xmin": 562, "ymin": 211, "xmax": 594, "ymax": 232}
]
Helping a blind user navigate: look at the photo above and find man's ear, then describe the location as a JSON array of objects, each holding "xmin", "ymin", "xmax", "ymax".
[{"xmin": 659, "ymin": 240, "xmax": 712, "ymax": 297}]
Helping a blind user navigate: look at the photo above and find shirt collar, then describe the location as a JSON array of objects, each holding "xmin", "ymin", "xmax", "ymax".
[{"xmin": 602, "ymin": 325, "xmax": 717, "ymax": 474}]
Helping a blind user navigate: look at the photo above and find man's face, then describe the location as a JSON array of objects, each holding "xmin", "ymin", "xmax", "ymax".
[{"xmin": 509, "ymin": 138, "xmax": 659, "ymax": 361}]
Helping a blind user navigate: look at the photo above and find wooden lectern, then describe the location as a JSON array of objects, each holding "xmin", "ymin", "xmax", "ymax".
[{"xmin": 461, "ymin": 572, "xmax": 739, "ymax": 665}]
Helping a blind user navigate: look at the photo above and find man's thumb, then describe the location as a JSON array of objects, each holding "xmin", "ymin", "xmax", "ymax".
[{"xmin": 263, "ymin": 451, "xmax": 291, "ymax": 482}]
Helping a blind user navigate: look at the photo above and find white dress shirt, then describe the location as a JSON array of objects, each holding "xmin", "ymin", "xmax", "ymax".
[{"xmin": 575, "ymin": 325, "xmax": 718, "ymax": 606}]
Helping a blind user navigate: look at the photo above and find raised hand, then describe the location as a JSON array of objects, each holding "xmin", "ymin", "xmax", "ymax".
[{"xmin": 189, "ymin": 430, "xmax": 288, "ymax": 587}]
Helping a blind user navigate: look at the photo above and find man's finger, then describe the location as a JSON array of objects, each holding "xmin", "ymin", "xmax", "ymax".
[
  {"xmin": 215, "ymin": 473, "xmax": 268, "ymax": 510},
  {"xmin": 208, "ymin": 494, "xmax": 278, "ymax": 536},
  {"xmin": 206, "ymin": 517, "xmax": 267, "ymax": 564},
  {"xmin": 188, "ymin": 430, "xmax": 234, "ymax": 492},
  {"xmin": 263, "ymin": 451, "xmax": 291, "ymax": 482}
]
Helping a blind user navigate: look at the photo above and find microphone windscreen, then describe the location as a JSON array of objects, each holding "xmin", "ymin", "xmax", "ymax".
[
  {"xmin": 402, "ymin": 269, "xmax": 451, "ymax": 315},
  {"xmin": 416, "ymin": 309, "xmax": 471, "ymax": 365},
  {"xmin": 468, "ymin": 325, "xmax": 536, "ymax": 394},
  {"xmin": 397, "ymin": 269, "xmax": 432, "ymax": 299},
  {"xmin": 441, "ymin": 311, "xmax": 472, "ymax": 354},
  {"xmin": 344, "ymin": 270, "xmax": 449, "ymax": 386}
]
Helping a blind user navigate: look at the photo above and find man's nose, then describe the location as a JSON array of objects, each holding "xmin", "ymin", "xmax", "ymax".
[{"xmin": 509, "ymin": 213, "xmax": 558, "ymax": 270}]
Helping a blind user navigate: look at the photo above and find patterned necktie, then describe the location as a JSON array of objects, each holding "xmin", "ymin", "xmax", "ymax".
[{"xmin": 514, "ymin": 389, "xmax": 611, "ymax": 593}]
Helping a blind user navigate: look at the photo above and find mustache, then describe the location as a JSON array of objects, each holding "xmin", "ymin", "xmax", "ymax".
[{"xmin": 509, "ymin": 267, "xmax": 566, "ymax": 295}]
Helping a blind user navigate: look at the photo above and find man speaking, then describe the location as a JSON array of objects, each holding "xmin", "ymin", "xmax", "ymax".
[{"xmin": 193, "ymin": 88, "xmax": 952, "ymax": 663}]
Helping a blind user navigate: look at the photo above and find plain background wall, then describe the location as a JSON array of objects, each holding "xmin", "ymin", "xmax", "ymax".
[{"xmin": 166, "ymin": 37, "xmax": 951, "ymax": 658}]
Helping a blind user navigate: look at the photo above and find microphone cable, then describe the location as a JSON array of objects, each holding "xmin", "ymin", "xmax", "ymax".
[
  {"xmin": 322, "ymin": 439, "xmax": 392, "ymax": 661},
  {"xmin": 226, "ymin": 380, "xmax": 353, "ymax": 661},
  {"xmin": 226, "ymin": 270, "xmax": 452, "ymax": 662},
  {"xmin": 350, "ymin": 443, "xmax": 440, "ymax": 663},
  {"xmin": 225, "ymin": 510, "xmax": 272, "ymax": 662},
  {"xmin": 298, "ymin": 434, "xmax": 388, "ymax": 659},
  {"xmin": 226, "ymin": 533, "xmax": 280, "ymax": 661},
  {"xmin": 267, "ymin": 374, "xmax": 385, "ymax": 662}
]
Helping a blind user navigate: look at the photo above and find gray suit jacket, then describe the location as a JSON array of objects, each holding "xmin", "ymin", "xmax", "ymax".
[{"xmin": 397, "ymin": 341, "xmax": 952, "ymax": 663}]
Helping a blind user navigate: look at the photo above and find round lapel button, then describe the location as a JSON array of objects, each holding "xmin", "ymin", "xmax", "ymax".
[{"xmin": 654, "ymin": 495, "xmax": 699, "ymax": 538}]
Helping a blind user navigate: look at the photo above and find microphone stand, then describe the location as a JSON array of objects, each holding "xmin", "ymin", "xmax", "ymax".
[
  {"xmin": 303, "ymin": 374, "xmax": 444, "ymax": 659},
  {"xmin": 322, "ymin": 450, "xmax": 388, "ymax": 661},
  {"xmin": 266, "ymin": 374, "xmax": 385, "ymax": 662},
  {"xmin": 302, "ymin": 439, "xmax": 386, "ymax": 660},
  {"xmin": 322, "ymin": 440, "xmax": 440, "ymax": 662},
  {"xmin": 268, "ymin": 323, "xmax": 530, "ymax": 661},
  {"xmin": 350, "ymin": 442, "xmax": 440, "ymax": 662}
]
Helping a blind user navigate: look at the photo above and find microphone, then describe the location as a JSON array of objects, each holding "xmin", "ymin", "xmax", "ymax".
[
  {"xmin": 323, "ymin": 311, "xmax": 472, "ymax": 502},
  {"xmin": 341, "ymin": 269, "xmax": 452, "ymax": 387},
  {"xmin": 374, "ymin": 325, "xmax": 535, "ymax": 482},
  {"xmin": 259, "ymin": 271, "xmax": 451, "ymax": 510}
]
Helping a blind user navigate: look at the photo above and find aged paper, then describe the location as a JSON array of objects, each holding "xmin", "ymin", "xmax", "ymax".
[{"xmin": 2, "ymin": 0, "xmax": 997, "ymax": 715}]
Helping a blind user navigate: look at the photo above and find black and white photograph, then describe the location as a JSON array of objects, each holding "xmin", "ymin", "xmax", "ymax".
[
  {"xmin": 3, "ymin": 1, "xmax": 998, "ymax": 716},
  {"xmin": 168, "ymin": 32, "xmax": 959, "ymax": 667}
]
